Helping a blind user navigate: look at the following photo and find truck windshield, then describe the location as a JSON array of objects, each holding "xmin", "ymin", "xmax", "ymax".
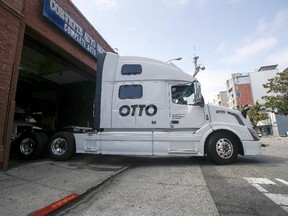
[{"xmin": 171, "ymin": 84, "xmax": 195, "ymax": 105}]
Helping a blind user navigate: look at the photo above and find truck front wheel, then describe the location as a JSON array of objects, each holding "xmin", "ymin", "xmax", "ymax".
[
  {"xmin": 207, "ymin": 132, "xmax": 239, "ymax": 165},
  {"xmin": 48, "ymin": 132, "xmax": 75, "ymax": 161}
]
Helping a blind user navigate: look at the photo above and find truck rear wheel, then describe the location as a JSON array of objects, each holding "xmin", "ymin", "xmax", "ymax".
[
  {"xmin": 48, "ymin": 132, "xmax": 75, "ymax": 161},
  {"xmin": 207, "ymin": 132, "xmax": 239, "ymax": 165},
  {"xmin": 18, "ymin": 131, "xmax": 48, "ymax": 160}
]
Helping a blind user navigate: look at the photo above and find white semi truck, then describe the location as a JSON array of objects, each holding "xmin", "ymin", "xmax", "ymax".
[{"xmin": 48, "ymin": 52, "xmax": 262, "ymax": 164}]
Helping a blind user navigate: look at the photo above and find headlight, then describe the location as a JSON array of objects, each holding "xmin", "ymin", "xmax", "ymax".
[{"xmin": 248, "ymin": 128, "xmax": 260, "ymax": 141}]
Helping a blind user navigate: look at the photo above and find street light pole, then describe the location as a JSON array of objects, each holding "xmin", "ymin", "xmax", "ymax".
[{"xmin": 166, "ymin": 57, "xmax": 182, "ymax": 63}]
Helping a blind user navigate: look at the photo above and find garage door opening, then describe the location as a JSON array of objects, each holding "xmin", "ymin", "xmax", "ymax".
[{"xmin": 12, "ymin": 34, "xmax": 96, "ymax": 160}]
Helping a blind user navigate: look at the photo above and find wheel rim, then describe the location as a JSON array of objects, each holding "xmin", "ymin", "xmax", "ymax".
[
  {"xmin": 216, "ymin": 138, "xmax": 234, "ymax": 159},
  {"xmin": 20, "ymin": 138, "xmax": 36, "ymax": 155},
  {"xmin": 51, "ymin": 138, "xmax": 68, "ymax": 156}
]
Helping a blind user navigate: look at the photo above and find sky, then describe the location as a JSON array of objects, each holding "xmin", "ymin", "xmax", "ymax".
[{"xmin": 71, "ymin": 0, "xmax": 288, "ymax": 103}]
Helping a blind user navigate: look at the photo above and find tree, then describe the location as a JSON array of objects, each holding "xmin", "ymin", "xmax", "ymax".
[
  {"xmin": 261, "ymin": 68, "xmax": 288, "ymax": 116},
  {"xmin": 247, "ymin": 102, "xmax": 268, "ymax": 128}
]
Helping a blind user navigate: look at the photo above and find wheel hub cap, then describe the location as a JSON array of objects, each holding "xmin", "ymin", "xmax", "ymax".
[
  {"xmin": 51, "ymin": 138, "xmax": 67, "ymax": 156},
  {"xmin": 20, "ymin": 138, "xmax": 35, "ymax": 155},
  {"xmin": 216, "ymin": 138, "xmax": 233, "ymax": 159}
]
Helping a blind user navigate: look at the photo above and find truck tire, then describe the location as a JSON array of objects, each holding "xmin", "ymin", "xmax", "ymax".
[
  {"xmin": 207, "ymin": 132, "xmax": 239, "ymax": 165},
  {"xmin": 17, "ymin": 132, "xmax": 48, "ymax": 160},
  {"xmin": 48, "ymin": 132, "xmax": 75, "ymax": 161}
]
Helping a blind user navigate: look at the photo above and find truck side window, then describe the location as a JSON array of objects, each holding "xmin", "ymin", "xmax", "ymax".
[
  {"xmin": 171, "ymin": 85, "xmax": 195, "ymax": 105},
  {"xmin": 121, "ymin": 64, "xmax": 142, "ymax": 75},
  {"xmin": 119, "ymin": 85, "xmax": 143, "ymax": 99}
]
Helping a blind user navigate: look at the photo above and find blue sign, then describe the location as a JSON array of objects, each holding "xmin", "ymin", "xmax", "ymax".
[{"xmin": 43, "ymin": 0, "xmax": 104, "ymax": 59}]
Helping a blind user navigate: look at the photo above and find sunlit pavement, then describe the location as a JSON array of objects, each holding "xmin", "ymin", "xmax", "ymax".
[{"xmin": 0, "ymin": 155, "xmax": 129, "ymax": 216}]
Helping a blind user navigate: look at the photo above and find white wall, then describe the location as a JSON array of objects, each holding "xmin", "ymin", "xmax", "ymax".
[{"xmin": 249, "ymin": 69, "xmax": 279, "ymax": 104}]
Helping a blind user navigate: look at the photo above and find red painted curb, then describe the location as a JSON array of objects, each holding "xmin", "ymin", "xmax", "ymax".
[{"xmin": 29, "ymin": 193, "xmax": 80, "ymax": 216}]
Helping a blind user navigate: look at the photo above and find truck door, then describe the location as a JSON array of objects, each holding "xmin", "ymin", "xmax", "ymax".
[{"xmin": 169, "ymin": 82, "xmax": 206, "ymax": 129}]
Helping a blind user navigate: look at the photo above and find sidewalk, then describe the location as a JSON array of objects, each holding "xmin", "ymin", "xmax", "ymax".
[
  {"xmin": 0, "ymin": 155, "xmax": 128, "ymax": 216},
  {"xmin": 260, "ymin": 135, "xmax": 288, "ymax": 145}
]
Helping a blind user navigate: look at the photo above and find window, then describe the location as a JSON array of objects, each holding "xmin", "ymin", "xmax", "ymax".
[
  {"xmin": 119, "ymin": 85, "xmax": 143, "ymax": 99},
  {"xmin": 121, "ymin": 64, "xmax": 142, "ymax": 75},
  {"xmin": 236, "ymin": 91, "xmax": 241, "ymax": 97},
  {"xmin": 171, "ymin": 84, "xmax": 195, "ymax": 105}
]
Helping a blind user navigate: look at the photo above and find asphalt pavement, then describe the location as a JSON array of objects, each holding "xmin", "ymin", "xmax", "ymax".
[{"xmin": 0, "ymin": 136, "xmax": 287, "ymax": 216}]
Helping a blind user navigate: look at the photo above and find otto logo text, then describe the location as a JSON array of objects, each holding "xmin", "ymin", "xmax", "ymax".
[
  {"xmin": 119, "ymin": 104, "xmax": 157, "ymax": 117},
  {"xmin": 216, "ymin": 110, "xmax": 226, "ymax": 114}
]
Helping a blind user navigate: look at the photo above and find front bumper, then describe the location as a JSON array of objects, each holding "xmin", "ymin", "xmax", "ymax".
[{"xmin": 242, "ymin": 140, "xmax": 263, "ymax": 155}]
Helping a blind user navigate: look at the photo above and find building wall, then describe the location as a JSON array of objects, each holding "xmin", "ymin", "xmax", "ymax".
[
  {"xmin": 213, "ymin": 91, "xmax": 228, "ymax": 107},
  {"xmin": 235, "ymin": 83, "xmax": 253, "ymax": 107},
  {"xmin": 0, "ymin": 0, "xmax": 114, "ymax": 169},
  {"xmin": 275, "ymin": 115, "xmax": 288, "ymax": 136},
  {"xmin": 0, "ymin": 0, "xmax": 26, "ymax": 166},
  {"xmin": 249, "ymin": 68, "xmax": 279, "ymax": 104},
  {"xmin": 249, "ymin": 66, "xmax": 287, "ymax": 137},
  {"xmin": 225, "ymin": 66, "xmax": 287, "ymax": 137},
  {"xmin": 226, "ymin": 73, "xmax": 252, "ymax": 109},
  {"xmin": 226, "ymin": 75, "xmax": 236, "ymax": 109},
  {"xmin": 24, "ymin": 0, "xmax": 113, "ymax": 76}
]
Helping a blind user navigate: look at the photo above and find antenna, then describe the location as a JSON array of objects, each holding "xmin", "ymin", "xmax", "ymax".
[{"xmin": 192, "ymin": 47, "xmax": 205, "ymax": 77}]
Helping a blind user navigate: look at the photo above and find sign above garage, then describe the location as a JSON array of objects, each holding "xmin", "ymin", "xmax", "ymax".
[{"xmin": 43, "ymin": 0, "xmax": 104, "ymax": 59}]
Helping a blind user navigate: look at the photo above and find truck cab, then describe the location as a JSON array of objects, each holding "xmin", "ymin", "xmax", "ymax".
[
  {"xmin": 48, "ymin": 52, "xmax": 262, "ymax": 164},
  {"xmin": 95, "ymin": 53, "xmax": 206, "ymax": 129}
]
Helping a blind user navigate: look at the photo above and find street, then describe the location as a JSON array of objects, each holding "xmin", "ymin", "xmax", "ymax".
[
  {"xmin": 201, "ymin": 144, "xmax": 288, "ymax": 216},
  {"xmin": 1, "ymin": 137, "xmax": 287, "ymax": 215},
  {"xmin": 51, "ymin": 137, "xmax": 288, "ymax": 216}
]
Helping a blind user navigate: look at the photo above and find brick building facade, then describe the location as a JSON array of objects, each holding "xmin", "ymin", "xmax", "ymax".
[
  {"xmin": 235, "ymin": 83, "xmax": 253, "ymax": 107},
  {"xmin": 0, "ymin": 0, "xmax": 114, "ymax": 169},
  {"xmin": 226, "ymin": 73, "xmax": 253, "ymax": 109}
]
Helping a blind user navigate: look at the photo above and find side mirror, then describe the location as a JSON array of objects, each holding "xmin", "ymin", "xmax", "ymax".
[
  {"xmin": 241, "ymin": 104, "xmax": 249, "ymax": 118},
  {"xmin": 193, "ymin": 81, "xmax": 205, "ymax": 107},
  {"xmin": 196, "ymin": 95, "xmax": 205, "ymax": 107}
]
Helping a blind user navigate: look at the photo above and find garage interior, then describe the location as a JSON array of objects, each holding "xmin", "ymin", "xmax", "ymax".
[{"xmin": 17, "ymin": 34, "xmax": 96, "ymax": 135}]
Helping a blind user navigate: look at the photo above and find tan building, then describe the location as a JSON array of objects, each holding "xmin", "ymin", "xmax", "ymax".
[{"xmin": 213, "ymin": 91, "xmax": 228, "ymax": 107}]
